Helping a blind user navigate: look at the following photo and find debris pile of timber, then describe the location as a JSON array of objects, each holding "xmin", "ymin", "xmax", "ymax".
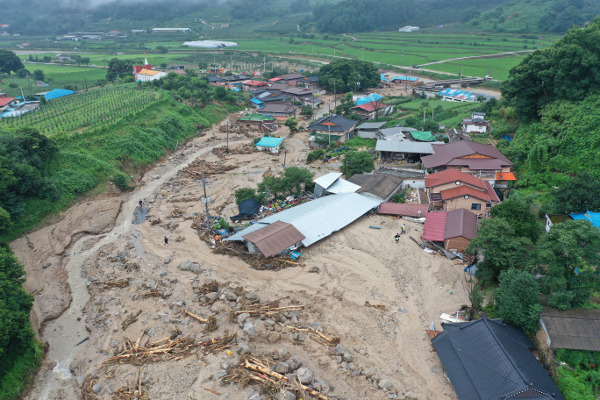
[
  {"xmin": 224, "ymin": 357, "xmax": 332, "ymax": 400},
  {"xmin": 101, "ymin": 331, "xmax": 235, "ymax": 366},
  {"xmin": 212, "ymin": 144, "xmax": 254, "ymax": 157},
  {"xmin": 182, "ymin": 160, "xmax": 235, "ymax": 177},
  {"xmin": 213, "ymin": 242, "xmax": 303, "ymax": 270}
]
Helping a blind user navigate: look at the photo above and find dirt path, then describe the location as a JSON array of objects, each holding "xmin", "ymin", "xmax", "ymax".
[{"xmin": 20, "ymin": 134, "xmax": 248, "ymax": 400}]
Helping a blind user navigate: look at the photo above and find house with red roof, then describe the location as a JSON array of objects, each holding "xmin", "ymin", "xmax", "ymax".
[
  {"xmin": 422, "ymin": 209, "xmax": 478, "ymax": 252},
  {"xmin": 421, "ymin": 140, "xmax": 515, "ymax": 187},
  {"xmin": 242, "ymin": 80, "xmax": 269, "ymax": 91},
  {"xmin": 351, "ymin": 101, "xmax": 394, "ymax": 120},
  {"xmin": 425, "ymin": 169, "xmax": 500, "ymax": 217},
  {"xmin": 0, "ymin": 93, "xmax": 16, "ymax": 112}
]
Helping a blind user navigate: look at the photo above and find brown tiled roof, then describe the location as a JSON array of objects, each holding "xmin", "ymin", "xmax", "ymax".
[
  {"xmin": 444, "ymin": 209, "xmax": 478, "ymax": 240},
  {"xmin": 484, "ymin": 180, "xmax": 500, "ymax": 202},
  {"xmin": 425, "ymin": 169, "xmax": 486, "ymax": 189},
  {"xmin": 541, "ymin": 307, "xmax": 600, "ymax": 351},
  {"xmin": 242, "ymin": 221, "xmax": 305, "ymax": 257},
  {"xmin": 421, "ymin": 141, "xmax": 513, "ymax": 169},
  {"xmin": 441, "ymin": 186, "xmax": 490, "ymax": 202},
  {"xmin": 258, "ymin": 102, "xmax": 297, "ymax": 114},
  {"xmin": 348, "ymin": 173, "xmax": 403, "ymax": 201},
  {"xmin": 377, "ymin": 203, "xmax": 429, "ymax": 217}
]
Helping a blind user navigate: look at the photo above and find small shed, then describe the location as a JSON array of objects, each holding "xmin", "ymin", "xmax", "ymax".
[
  {"xmin": 313, "ymin": 172, "xmax": 361, "ymax": 197},
  {"xmin": 422, "ymin": 209, "xmax": 478, "ymax": 252},
  {"xmin": 44, "ymin": 89, "xmax": 76, "ymax": 101},
  {"xmin": 377, "ymin": 203, "xmax": 429, "ymax": 218},
  {"xmin": 355, "ymin": 122, "xmax": 386, "ymax": 139},
  {"xmin": 242, "ymin": 221, "xmax": 305, "ymax": 257},
  {"xmin": 540, "ymin": 307, "xmax": 600, "ymax": 351},
  {"xmin": 255, "ymin": 137, "xmax": 284, "ymax": 153}
]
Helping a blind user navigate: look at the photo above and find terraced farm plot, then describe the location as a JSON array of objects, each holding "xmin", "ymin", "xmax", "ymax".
[{"xmin": 1, "ymin": 85, "xmax": 158, "ymax": 134}]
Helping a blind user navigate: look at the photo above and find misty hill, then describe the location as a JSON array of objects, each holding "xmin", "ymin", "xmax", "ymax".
[{"xmin": 1, "ymin": 0, "xmax": 598, "ymax": 36}]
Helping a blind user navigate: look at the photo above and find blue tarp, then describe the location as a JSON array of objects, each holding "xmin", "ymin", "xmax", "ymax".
[
  {"xmin": 380, "ymin": 74, "xmax": 388, "ymax": 82},
  {"xmin": 355, "ymin": 93, "xmax": 383, "ymax": 106},
  {"xmin": 255, "ymin": 137, "xmax": 284, "ymax": 148},
  {"xmin": 250, "ymin": 98, "xmax": 263, "ymax": 105},
  {"xmin": 570, "ymin": 211, "xmax": 600, "ymax": 228},
  {"xmin": 391, "ymin": 76, "xmax": 419, "ymax": 82},
  {"xmin": 437, "ymin": 88, "xmax": 479, "ymax": 102},
  {"xmin": 44, "ymin": 89, "xmax": 76, "ymax": 100}
]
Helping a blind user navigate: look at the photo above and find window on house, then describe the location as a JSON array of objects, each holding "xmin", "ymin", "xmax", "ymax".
[
  {"xmin": 486, "ymin": 203, "xmax": 492, "ymax": 208},
  {"xmin": 471, "ymin": 203, "xmax": 482, "ymax": 210}
]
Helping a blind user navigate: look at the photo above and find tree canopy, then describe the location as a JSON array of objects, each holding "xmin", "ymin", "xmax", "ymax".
[
  {"xmin": 535, "ymin": 219, "xmax": 600, "ymax": 309},
  {"xmin": 257, "ymin": 167, "xmax": 314, "ymax": 200},
  {"xmin": 497, "ymin": 268, "xmax": 542, "ymax": 334},
  {"xmin": 106, "ymin": 58, "xmax": 134, "ymax": 82},
  {"xmin": 0, "ymin": 50, "xmax": 24, "ymax": 75},
  {"xmin": 490, "ymin": 196, "xmax": 541, "ymax": 242},
  {"xmin": 502, "ymin": 18, "xmax": 600, "ymax": 120},
  {"xmin": 318, "ymin": 59, "xmax": 379, "ymax": 93},
  {"xmin": 553, "ymin": 173, "xmax": 600, "ymax": 214},
  {"xmin": 342, "ymin": 151, "xmax": 374, "ymax": 178}
]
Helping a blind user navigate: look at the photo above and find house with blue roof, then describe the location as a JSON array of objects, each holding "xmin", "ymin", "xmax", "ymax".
[
  {"xmin": 44, "ymin": 89, "xmax": 76, "ymax": 101},
  {"xmin": 255, "ymin": 137, "xmax": 284, "ymax": 153},
  {"xmin": 570, "ymin": 211, "xmax": 600, "ymax": 229}
]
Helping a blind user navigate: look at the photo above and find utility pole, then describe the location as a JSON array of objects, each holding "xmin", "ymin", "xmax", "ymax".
[
  {"xmin": 226, "ymin": 120, "xmax": 229, "ymax": 149},
  {"xmin": 333, "ymin": 80, "xmax": 337, "ymax": 111},
  {"xmin": 283, "ymin": 149, "xmax": 287, "ymax": 167},
  {"xmin": 202, "ymin": 172, "xmax": 210, "ymax": 223}
]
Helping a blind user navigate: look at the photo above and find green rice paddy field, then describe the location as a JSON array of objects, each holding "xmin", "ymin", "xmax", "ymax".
[{"xmin": 3, "ymin": 30, "xmax": 562, "ymax": 90}]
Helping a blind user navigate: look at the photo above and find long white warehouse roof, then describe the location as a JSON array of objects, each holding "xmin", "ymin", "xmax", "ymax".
[{"xmin": 227, "ymin": 193, "xmax": 381, "ymax": 247}]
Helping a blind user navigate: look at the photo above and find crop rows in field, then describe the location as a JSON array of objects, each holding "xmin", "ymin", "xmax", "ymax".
[{"xmin": 1, "ymin": 85, "xmax": 158, "ymax": 134}]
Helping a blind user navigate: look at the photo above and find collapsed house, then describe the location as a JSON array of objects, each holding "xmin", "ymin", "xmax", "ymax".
[
  {"xmin": 313, "ymin": 172, "xmax": 361, "ymax": 198},
  {"xmin": 227, "ymin": 193, "xmax": 382, "ymax": 256}
]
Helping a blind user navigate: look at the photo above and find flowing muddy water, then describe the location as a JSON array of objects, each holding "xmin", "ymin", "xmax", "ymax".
[{"xmin": 37, "ymin": 139, "xmax": 246, "ymax": 399}]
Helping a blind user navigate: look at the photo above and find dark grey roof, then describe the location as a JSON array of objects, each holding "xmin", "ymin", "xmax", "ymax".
[
  {"xmin": 356, "ymin": 122, "xmax": 386, "ymax": 130},
  {"xmin": 432, "ymin": 317, "xmax": 564, "ymax": 400},
  {"xmin": 208, "ymin": 75, "xmax": 225, "ymax": 83},
  {"xmin": 307, "ymin": 114, "xmax": 359, "ymax": 133},
  {"xmin": 541, "ymin": 307, "xmax": 600, "ymax": 351},
  {"xmin": 347, "ymin": 173, "xmax": 403, "ymax": 201},
  {"xmin": 305, "ymin": 76, "xmax": 319, "ymax": 83},
  {"xmin": 257, "ymin": 102, "xmax": 297, "ymax": 115}
]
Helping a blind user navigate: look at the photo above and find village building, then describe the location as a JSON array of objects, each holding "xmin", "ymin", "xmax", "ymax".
[
  {"xmin": 242, "ymin": 221, "xmax": 305, "ymax": 257},
  {"xmin": 431, "ymin": 317, "xmax": 564, "ymax": 400},
  {"xmin": 379, "ymin": 126, "xmax": 417, "ymax": 140},
  {"xmin": 355, "ymin": 122, "xmax": 386, "ymax": 139},
  {"xmin": 425, "ymin": 169, "xmax": 500, "ymax": 217},
  {"xmin": 255, "ymin": 137, "xmax": 284, "ymax": 153},
  {"xmin": 133, "ymin": 57, "xmax": 167, "ymax": 82},
  {"xmin": 280, "ymin": 86, "xmax": 314, "ymax": 102},
  {"xmin": 377, "ymin": 203, "xmax": 429, "ymax": 218},
  {"xmin": 227, "ymin": 192, "xmax": 382, "ymax": 250},
  {"xmin": 351, "ymin": 101, "xmax": 394, "ymax": 120},
  {"xmin": 462, "ymin": 111, "xmax": 490, "ymax": 133},
  {"xmin": 422, "ymin": 208, "xmax": 478, "ymax": 252},
  {"xmin": 409, "ymin": 131, "xmax": 437, "ymax": 142},
  {"xmin": 256, "ymin": 102, "xmax": 298, "ymax": 120},
  {"xmin": 421, "ymin": 140, "xmax": 515, "ymax": 185},
  {"xmin": 376, "ymin": 141, "xmax": 437, "ymax": 164},
  {"xmin": 570, "ymin": 210, "xmax": 600, "ymax": 229},
  {"xmin": 437, "ymin": 88, "xmax": 484, "ymax": 102},
  {"xmin": 347, "ymin": 173, "xmax": 403, "ymax": 202},
  {"xmin": 539, "ymin": 307, "xmax": 600, "ymax": 352},
  {"xmin": 242, "ymin": 80, "xmax": 269, "ymax": 91},
  {"xmin": 313, "ymin": 172, "xmax": 361, "ymax": 198},
  {"xmin": 43, "ymin": 88, "xmax": 76, "ymax": 101},
  {"xmin": 307, "ymin": 115, "xmax": 359, "ymax": 148},
  {"xmin": 0, "ymin": 93, "xmax": 16, "ymax": 112},
  {"xmin": 398, "ymin": 26, "xmax": 420, "ymax": 33},
  {"xmin": 152, "ymin": 28, "xmax": 191, "ymax": 33},
  {"xmin": 390, "ymin": 76, "xmax": 420, "ymax": 85}
]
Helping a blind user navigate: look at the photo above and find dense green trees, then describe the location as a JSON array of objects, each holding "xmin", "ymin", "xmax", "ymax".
[
  {"xmin": 312, "ymin": 0, "xmax": 412, "ymax": 33},
  {"xmin": 0, "ymin": 50, "xmax": 24, "ymax": 75},
  {"xmin": 490, "ymin": 197, "xmax": 541, "ymax": 242},
  {"xmin": 342, "ymin": 151, "xmax": 374, "ymax": 178},
  {"xmin": 318, "ymin": 60, "xmax": 379, "ymax": 93},
  {"xmin": 553, "ymin": 174, "xmax": 600, "ymax": 214},
  {"xmin": 106, "ymin": 58, "xmax": 133, "ymax": 82},
  {"xmin": 503, "ymin": 18, "xmax": 600, "ymax": 120},
  {"xmin": 535, "ymin": 220, "xmax": 600, "ymax": 309},
  {"xmin": 497, "ymin": 268, "xmax": 542, "ymax": 334}
]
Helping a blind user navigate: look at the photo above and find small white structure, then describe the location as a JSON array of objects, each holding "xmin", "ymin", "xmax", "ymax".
[
  {"xmin": 398, "ymin": 26, "xmax": 420, "ymax": 33},
  {"xmin": 255, "ymin": 137, "xmax": 284, "ymax": 153},
  {"xmin": 313, "ymin": 172, "xmax": 361, "ymax": 198},
  {"xmin": 152, "ymin": 28, "xmax": 190, "ymax": 33},
  {"xmin": 462, "ymin": 112, "xmax": 489, "ymax": 133},
  {"xmin": 183, "ymin": 40, "xmax": 239, "ymax": 49}
]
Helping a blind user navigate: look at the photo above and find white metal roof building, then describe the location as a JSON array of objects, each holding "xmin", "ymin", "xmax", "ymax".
[
  {"xmin": 227, "ymin": 193, "xmax": 381, "ymax": 247},
  {"xmin": 376, "ymin": 140, "xmax": 441, "ymax": 154},
  {"xmin": 313, "ymin": 172, "xmax": 360, "ymax": 197}
]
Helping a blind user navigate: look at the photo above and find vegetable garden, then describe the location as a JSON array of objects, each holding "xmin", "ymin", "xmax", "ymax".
[{"xmin": 1, "ymin": 85, "xmax": 158, "ymax": 134}]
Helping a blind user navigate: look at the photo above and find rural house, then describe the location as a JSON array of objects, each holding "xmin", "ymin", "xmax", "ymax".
[
  {"xmin": 355, "ymin": 122, "xmax": 386, "ymax": 139},
  {"xmin": 431, "ymin": 317, "xmax": 564, "ymax": 400},
  {"xmin": 425, "ymin": 169, "xmax": 500, "ymax": 217},
  {"xmin": 307, "ymin": 115, "xmax": 359, "ymax": 148},
  {"xmin": 351, "ymin": 101, "xmax": 394, "ymax": 120},
  {"xmin": 462, "ymin": 111, "xmax": 490, "ymax": 133},
  {"xmin": 347, "ymin": 173, "xmax": 403, "ymax": 202},
  {"xmin": 375, "ymin": 141, "xmax": 438, "ymax": 164},
  {"xmin": 377, "ymin": 203, "xmax": 429, "ymax": 218},
  {"xmin": 257, "ymin": 102, "xmax": 298, "ymax": 119},
  {"xmin": 539, "ymin": 307, "xmax": 600, "ymax": 352},
  {"xmin": 421, "ymin": 209, "xmax": 478, "ymax": 252},
  {"xmin": 313, "ymin": 172, "xmax": 361, "ymax": 198},
  {"xmin": 242, "ymin": 221, "xmax": 305, "ymax": 257},
  {"xmin": 255, "ymin": 137, "xmax": 284, "ymax": 153},
  {"xmin": 421, "ymin": 140, "xmax": 514, "ymax": 185},
  {"xmin": 570, "ymin": 210, "xmax": 600, "ymax": 229},
  {"xmin": 133, "ymin": 57, "xmax": 167, "ymax": 82},
  {"xmin": 0, "ymin": 93, "xmax": 16, "ymax": 112}
]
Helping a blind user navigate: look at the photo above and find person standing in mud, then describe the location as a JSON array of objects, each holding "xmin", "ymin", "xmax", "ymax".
[
  {"xmin": 139, "ymin": 200, "xmax": 143, "ymax": 208},
  {"xmin": 395, "ymin": 233, "xmax": 400, "ymax": 244},
  {"xmin": 164, "ymin": 236, "xmax": 169, "ymax": 245}
]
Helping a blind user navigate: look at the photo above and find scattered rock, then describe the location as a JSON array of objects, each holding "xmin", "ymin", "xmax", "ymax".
[
  {"xmin": 379, "ymin": 379, "xmax": 394, "ymax": 391},
  {"xmin": 273, "ymin": 362, "xmax": 290, "ymax": 374},
  {"xmin": 237, "ymin": 343, "xmax": 252, "ymax": 355},
  {"xmin": 225, "ymin": 291, "xmax": 238, "ymax": 301},
  {"xmin": 42, "ymin": 261, "xmax": 51, "ymax": 269},
  {"xmin": 296, "ymin": 367, "xmax": 314, "ymax": 385},
  {"xmin": 237, "ymin": 313, "xmax": 251, "ymax": 327},
  {"xmin": 287, "ymin": 356, "xmax": 302, "ymax": 371},
  {"xmin": 244, "ymin": 322, "xmax": 257, "ymax": 337},
  {"xmin": 92, "ymin": 384, "xmax": 102, "ymax": 393},
  {"xmin": 431, "ymin": 366, "xmax": 443, "ymax": 374},
  {"xmin": 267, "ymin": 331, "xmax": 281, "ymax": 343},
  {"xmin": 246, "ymin": 292, "xmax": 260, "ymax": 304},
  {"xmin": 214, "ymin": 369, "xmax": 227, "ymax": 380},
  {"xmin": 398, "ymin": 308, "xmax": 408, "ymax": 314},
  {"xmin": 77, "ymin": 376, "xmax": 84, "ymax": 386},
  {"xmin": 276, "ymin": 390, "xmax": 297, "ymax": 400}
]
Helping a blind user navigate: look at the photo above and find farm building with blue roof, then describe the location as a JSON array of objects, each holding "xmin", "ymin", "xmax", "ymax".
[
  {"xmin": 255, "ymin": 137, "xmax": 284, "ymax": 153},
  {"xmin": 44, "ymin": 89, "xmax": 76, "ymax": 101}
]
